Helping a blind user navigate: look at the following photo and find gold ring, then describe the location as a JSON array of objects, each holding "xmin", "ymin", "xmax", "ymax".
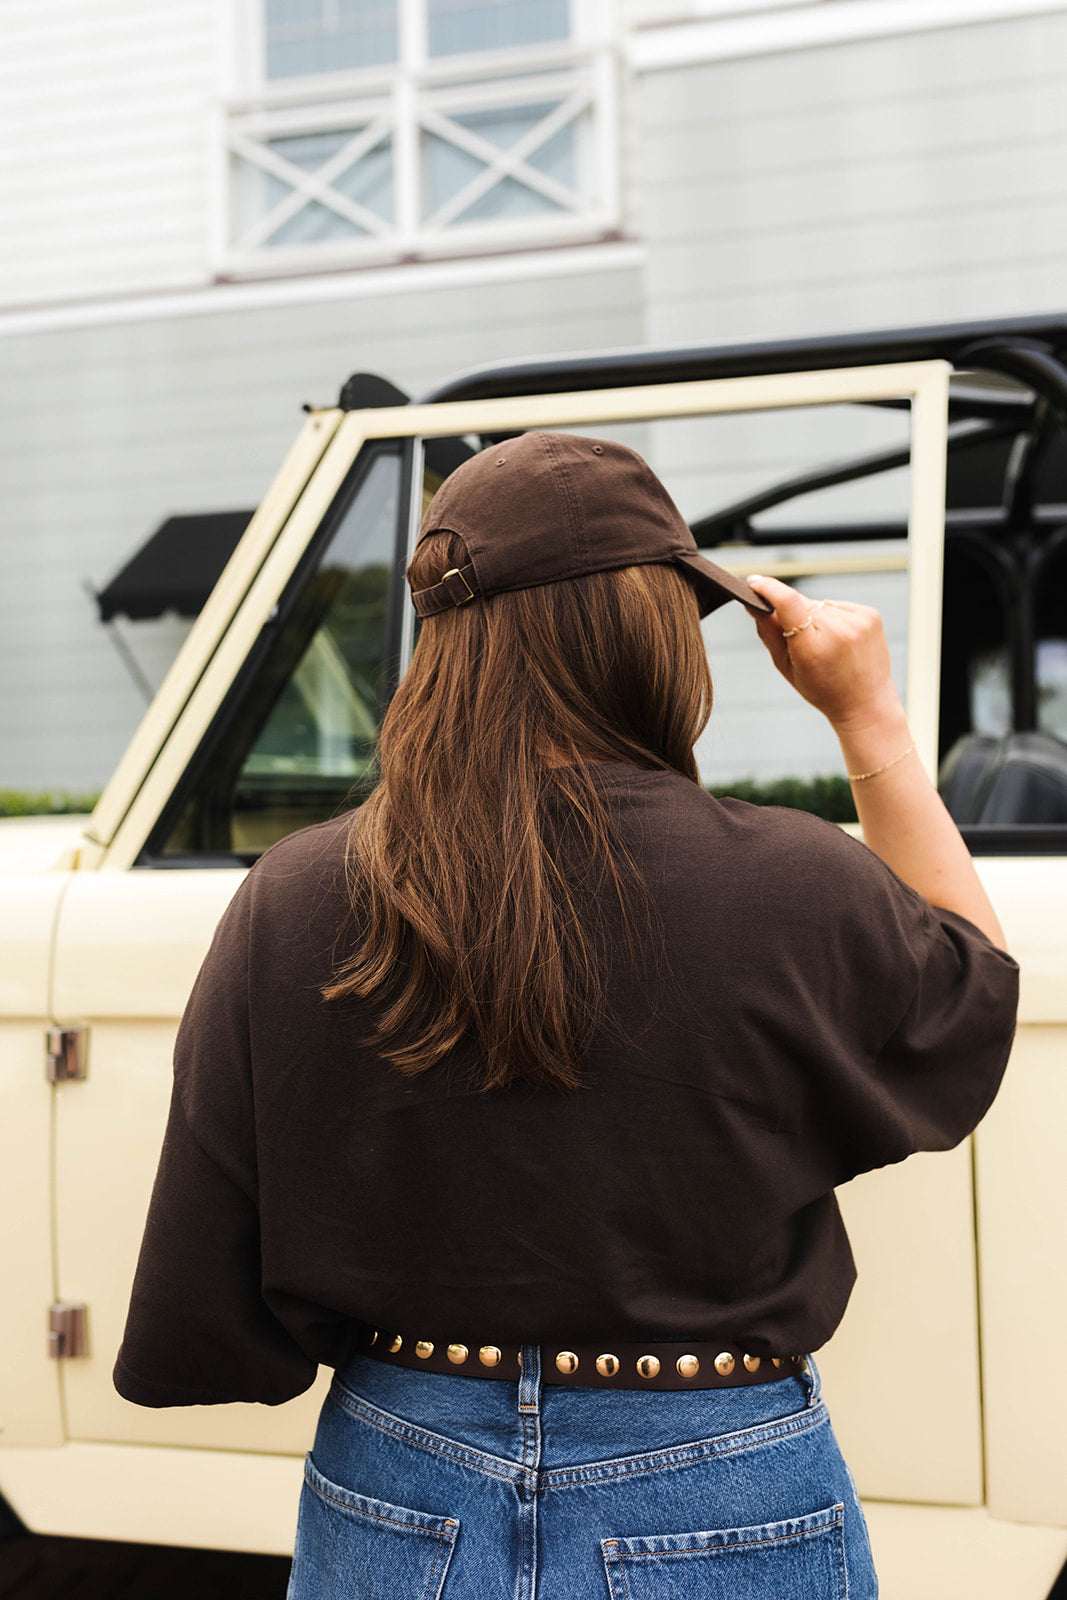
[{"xmin": 781, "ymin": 614, "xmax": 815, "ymax": 639}]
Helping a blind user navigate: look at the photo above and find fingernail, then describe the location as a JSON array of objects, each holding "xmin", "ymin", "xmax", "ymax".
[{"xmin": 747, "ymin": 574, "xmax": 765, "ymax": 584}]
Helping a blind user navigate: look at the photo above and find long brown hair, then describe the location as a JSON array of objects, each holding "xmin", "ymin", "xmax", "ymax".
[{"xmin": 323, "ymin": 529, "xmax": 713, "ymax": 1091}]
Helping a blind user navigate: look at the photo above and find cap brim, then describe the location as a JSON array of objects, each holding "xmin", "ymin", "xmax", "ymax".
[{"xmin": 673, "ymin": 551, "xmax": 774, "ymax": 618}]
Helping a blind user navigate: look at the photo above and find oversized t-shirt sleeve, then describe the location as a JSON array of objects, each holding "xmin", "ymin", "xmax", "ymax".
[
  {"xmin": 112, "ymin": 875, "xmax": 318, "ymax": 1408},
  {"xmin": 865, "ymin": 902, "xmax": 1019, "ymax": 1156},
  {"xmin": 800, "ymin": 830, "xmax": 1021, "ymax": 1185}
]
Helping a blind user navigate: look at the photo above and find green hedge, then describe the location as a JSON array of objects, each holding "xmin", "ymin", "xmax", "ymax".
[
  {"xmin": 0, "ymin": 790, "xmax": 101, "ymax": 818},
  {"xmin": 706, "ymin": 774, "xmax": 857, "ymax": 824},
  {"xmin": 0, "ymin": 779, "xmax": 855, "ymax": 825}
]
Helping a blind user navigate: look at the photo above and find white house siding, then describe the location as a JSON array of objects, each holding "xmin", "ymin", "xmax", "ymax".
[
  {"xmin": 0, "ymin": 262, "xmax": 643, "ymax": 791},
  {"xmin": 637, "ymin": 10, "xmax": 1067, "ymax": 347},
  {"xmin": 5, "ymin": 3, "xmax": 1067, "ymax": 792},
  {"xmin": 0, "ymin": 0, "xmax": 219, "ymax": 310},
  {"xmin": 620, "ymin": 9, "xmax": 1067, "ymax": 784}
]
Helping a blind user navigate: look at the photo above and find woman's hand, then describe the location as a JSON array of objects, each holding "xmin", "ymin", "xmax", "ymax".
[
  {"xmin": 744, "ymin": 573, "xmax": 901, "ymax": 735},
  {"xmin": 742, "ymin": 574, "xmax": 1008, "ymax": 949}
]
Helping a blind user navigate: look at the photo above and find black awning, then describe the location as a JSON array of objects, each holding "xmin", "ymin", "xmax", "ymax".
[{"xmin": 96, "ymin": 511, "xmax": 254, "ymax": 622}]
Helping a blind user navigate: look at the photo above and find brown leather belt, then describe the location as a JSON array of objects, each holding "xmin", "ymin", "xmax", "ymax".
[{"xmin": 355, "ymin": 1327, "xmax": 807, "ymax": 1392}]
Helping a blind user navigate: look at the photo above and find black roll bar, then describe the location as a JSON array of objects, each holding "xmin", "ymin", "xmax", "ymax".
[{"xmin": 413, "ymin": 312, "xmax": 1067, "ymax": 416}]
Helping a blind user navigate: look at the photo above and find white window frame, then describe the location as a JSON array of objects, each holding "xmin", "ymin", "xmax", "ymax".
[
  {"xmin": 683, "ymin": 0, "xmax": 814, "ymax": 14},
  {"xmin": 215, "ymin": 0, "xmax": 620, "ymax": 277}
]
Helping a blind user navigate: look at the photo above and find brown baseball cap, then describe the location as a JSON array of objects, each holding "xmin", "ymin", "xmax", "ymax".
[{"xmin": 409, "ymin": 431, "xmax": 772, "ymax": 619}]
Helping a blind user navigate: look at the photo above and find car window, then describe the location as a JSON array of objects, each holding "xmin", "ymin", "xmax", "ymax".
[
  {"xmin": 146, "ymin": 383, "xmax": 1067, "ymax": 863},
  {"xmin": 414, "ymin": 406, "xmax": 916, "ymax": 826},
  {"xmin": 1034, "ymin": 539, "xmax": 1067, "ymax": 742},
  {"xmin": 936, "ymin": 404, "xmax": 1067, "ymax": 835},
  {"xmin": 148, "ymin": 447, "xmax": 402, "ymax": 861},
  {"xmin": 410, "ymin": 397, "xmax": 1067, "ymax": 840}
]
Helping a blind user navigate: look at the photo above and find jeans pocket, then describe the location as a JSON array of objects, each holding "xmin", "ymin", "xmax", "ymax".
[
  {"xmin": 601, "ymin": 1502, "xmax": 846, "ymax": 1600},
  {"xmin": 287, "ymin": 1453, "xmax": 460, "ymax": 1600}
]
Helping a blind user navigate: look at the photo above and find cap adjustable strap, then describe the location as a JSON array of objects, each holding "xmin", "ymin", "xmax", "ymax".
[{"xmin": 411, "ymin": 564, "xmax": 479, "ymax": 617}]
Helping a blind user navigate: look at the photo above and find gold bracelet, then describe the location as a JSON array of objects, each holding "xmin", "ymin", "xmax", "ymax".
[{"xmin": 847, "ymin": 743, "xmax": 916, "ymax": 782}]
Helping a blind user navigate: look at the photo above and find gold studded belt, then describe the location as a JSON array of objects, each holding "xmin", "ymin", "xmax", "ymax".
[{"xmin": 355, "ymin": 1328, "xmax": 806, "ymax": 1391}]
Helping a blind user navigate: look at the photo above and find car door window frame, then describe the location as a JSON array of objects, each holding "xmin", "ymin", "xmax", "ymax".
[
  {"xmin": 98, "ymin": 360, "xmax": 951, "ymax": 871},
  {"xmin": 136, "ymin": 438, "xmax": 407, "ymax": 868}
]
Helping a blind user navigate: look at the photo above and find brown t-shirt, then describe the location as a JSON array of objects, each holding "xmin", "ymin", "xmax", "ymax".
[{"xmin": 113, "ymin": 765, "xmax": 1019, "ymax": 1408}]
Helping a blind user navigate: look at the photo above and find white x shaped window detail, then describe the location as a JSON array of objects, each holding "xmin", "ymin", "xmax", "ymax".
[
  {"xmin": 419, "ymin": 90, "xmax": 590, "ymax": 228},
  {"xmin": 230, "ymin": 116, "xmax": 395, "ymax": 251}
]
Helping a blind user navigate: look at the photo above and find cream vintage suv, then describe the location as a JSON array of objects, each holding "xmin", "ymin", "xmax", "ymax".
[{"xmin": 3, "ymin": 317, "xmax": 1066, "ymax": 1599}]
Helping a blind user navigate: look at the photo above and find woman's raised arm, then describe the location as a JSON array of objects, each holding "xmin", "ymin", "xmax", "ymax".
[{"xmin": 745, "ymin": 573, "xmax": 1008, "ymax": 952}]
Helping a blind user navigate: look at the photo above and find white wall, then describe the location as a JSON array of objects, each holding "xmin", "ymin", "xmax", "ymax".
[
  {"xmin": 624, "ymin": 9, "xmax": 1067, "ymax": 784},
  {"xmin": 0, "ymin": 261, "xmax": 644, "ymax": 791},
  {"xmin": 0, "ymin": 0, "xmax": 648, "ymax": 791},
  {"xmin": 637, "ymin": 9, "xmax": 1067, "ymax": 346},
  {"xmin": 5, "ymin": 1, "xmax": 1067, "ymax": 792},
  {"xmin": 0, "ymin": 0, "xmax": 218, "ymax": 309}
]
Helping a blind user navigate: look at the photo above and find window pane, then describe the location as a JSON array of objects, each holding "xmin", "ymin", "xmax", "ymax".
[
  {"xmin": 941, "ymin": 543, "xmax": 1010, "ymax": 749},
  {"xmin": 412, "ymin": 409, "xmax": 917, "ymax": 824},
  {"xmin": 333, "ymin": 139, "xmax": 394, "ymax": 218},
  {"xmin": 266, "ymin": 197, "xmax": 365, "ymax": 245},
  {"xmin": 663, "ymin": 407, "xmax": 912, "ymax": 802},
  {"xmin": 262, "ymin": 129, "xmax": 394, "ymax": 245},
  {"xmin": 156, "ymin": 450, "xmax": 401, "ymax": 859},
  {"xmin": 936, "ymin": 394, "xmax": 1067, "ymax": 826},
  {"xmin": 421, "ymin": 105, "xmax": 580, "ymax": 223},
  {"xmin": 428, "ymin": 0, "xmax": 568, "ymax": 57},
  {"xmin": 422, "ymin": 136, "xmax": 483, "ymax": 215},
  {"xmin": 459, "ymin": 171, "xmax": 562, "ymax": 222},
  {"xmin": 266, "ymin": 0, "xmax": 326, "ymax": 26},
  {"xmin": 1036, "ymin": 545, "xmax": 1067, "ymax": 740},
  {"xmin": 524, "ymin": 121, "xmax": 577, "ymax": 185},
  {"xmin": 457, "ymin": 103, "xmax": 561, "ymax": 152},
  {"xmin": 265, "ymin": 0, "xmax": 397, "ymax": 77}
]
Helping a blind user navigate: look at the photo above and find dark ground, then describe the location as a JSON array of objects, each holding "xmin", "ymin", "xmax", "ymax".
[
  {"xmin": 3, "ymin": 1510, "xmax": 1066, "ymax": 1597},
  {"xmin": 0, "ymin": 1533, "xmax": 290, "ymax": 1600}
]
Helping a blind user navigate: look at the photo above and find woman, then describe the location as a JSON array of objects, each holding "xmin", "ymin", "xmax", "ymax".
[{"xmin": 115, "ymin": 432, "xmax": 1018, "ymax": 1599}]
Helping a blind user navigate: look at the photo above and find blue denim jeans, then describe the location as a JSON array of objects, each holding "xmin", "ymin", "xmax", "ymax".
[{"xmin": 286, "ymin": 1347, "xmax": 877, "ymax": 1599}]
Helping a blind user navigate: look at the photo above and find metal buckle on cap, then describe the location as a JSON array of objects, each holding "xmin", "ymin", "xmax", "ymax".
[{"xmin": 442, "ymin": 567, "xmax": 475, "ymax": 605}]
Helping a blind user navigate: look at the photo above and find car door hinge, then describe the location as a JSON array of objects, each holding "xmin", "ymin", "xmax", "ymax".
[
  {"xmin": 48, "ymin": 1303, "xmax": 89, "ymax": 1359},
  {"xmin": 46, "ymin": 1027, "xmax": 88, "ymax": 1082}
]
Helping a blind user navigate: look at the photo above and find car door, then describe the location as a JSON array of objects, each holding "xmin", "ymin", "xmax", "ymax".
[
  {"xmin": 45, "ymin": 356, "xmax": 1042, "ymax": 1546},
  {"xmin": 0, "ymin": 866, "xmax": 70, "ymax": 1454},
  {"xmin": 48, "ymin": 435, "xmax": 408, "ymax": 1466}
]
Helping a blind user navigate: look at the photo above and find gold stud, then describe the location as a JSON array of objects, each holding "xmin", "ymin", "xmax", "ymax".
[
  {"xmin": 446, "ymin": 1343, "xmax": 468, "ymax": 1365},
  {"xmin": 388, "ymin": 1335, "xmax": 402, "ymax": 1353},
  {"xmin": 743, "ymin": 1354, "xmax": 761, "ymax": 1372},
  {"xmin": 596, "ymin": 1354, "xmax": 620, "ymax": 1377},
  {"xmin": 556, "ymin": 1351, "xmax": 579, "ymax": 1375},
  {"xmin": 415, "ymin": 1341, "xmax": 434, "ymax": 1359},
  {"xmin": 368, "ymin": 1330, "xmax": 378, "ymax": 1346},
  {"xmin": 713, "ymin": 1351, "xmax": 735, "ymax": 1376},
  {"xmin": 771, "ymin": 1357, "xmax": 783, "ymax": 1368},
  {"xmin": 636, "ymin": 1354, "xmax": 660, "ymax": 1379},
  {"xmin": 676, "ymin": 1354, "xmax": 700, "ymax": 1379},
  {"xmin": 478, "ymin": 1346, "xmax": 501, "ymax": 1368}
]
